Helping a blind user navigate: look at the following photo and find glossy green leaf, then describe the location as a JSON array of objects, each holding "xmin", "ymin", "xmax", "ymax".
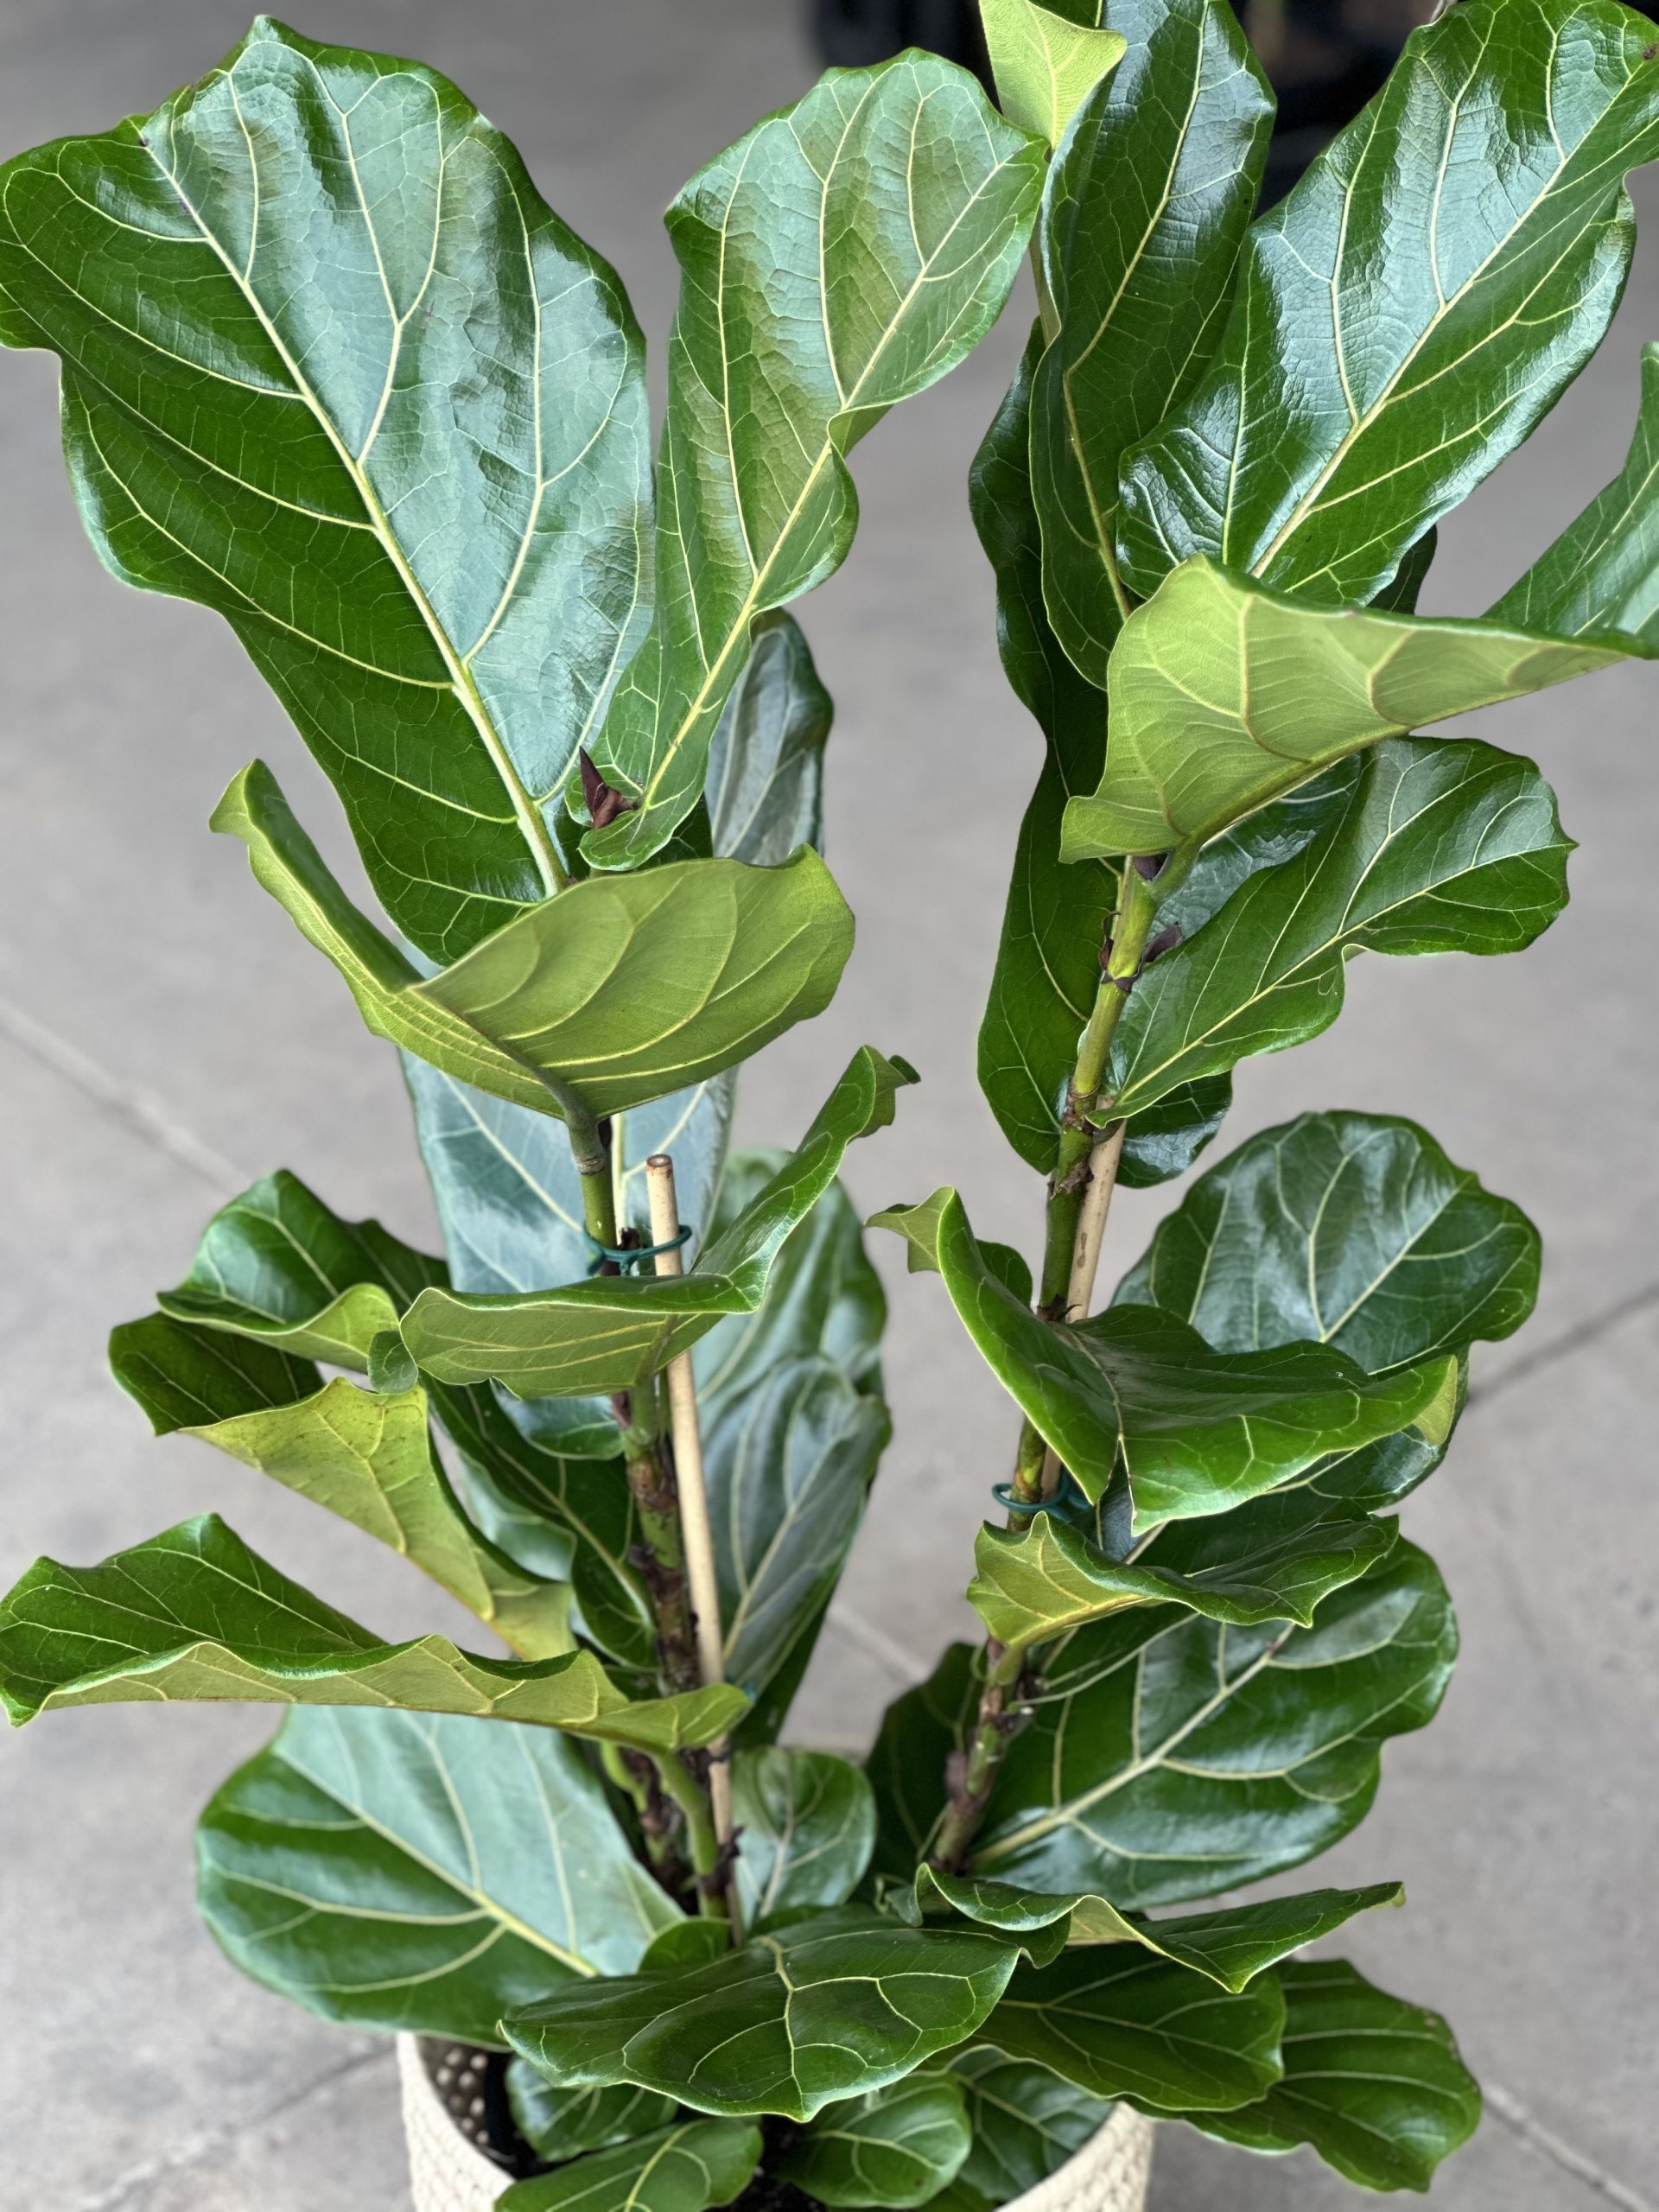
[
  {"xmin": 111, "ymin": 1318, "xmax": 570, "ymax": 1660},
  {"xmin": 215, "ymin": 760, "xmax": 852, "ymax": 1122},
  {"xmin": 985, "ymin": 1948, "xmax": 1285, "ymax": 2113},
  {"xmin": 775, "ymin": 2073, "xmax": 972, "ymax": 2208},
  {"xmin": 968, "ymin": 1506, "xmax": 1395, "ymax": 1645},
  {"xmin": 1191, "ymin": 1960, "xmax": 1481, "ymax": 2192},
  {"xmin": 730, "ymin": 1748, "xmax": 876, "ymax": 1927},
  {"xmin": 581, "ymin": 57, "xmax": 1044, "ymax": 867},
  {"xmin": 870, "ymin": 1188, "xmax": 1452, "ymax": 1522},
  {"xmin": 1118, "ymin": 0, "xmax": 1659, "ymax": 607},
  {"xmin": 1065, "ymin": 558, "xmax": 1624, "ymax": 858},
  {"xmin": 499, "ymin": 2121, "xmax": 762, "ymax": 2212},
  {"xmin": 0, "ymin": 1513, "xmax": 743, "ymax": 1748},
  {"xmin": 869, "ymin": 1541, "xmax": 1454, "ymax": 1904},
  {"xmin": 401, "ymin": 1049, "xmax": 913, "ymax": 1397},
  {"xmin": 507, "ymin": 1910, "xmax": 1021, "ymax": 2122},
  {"xmin": 982, "ymin": 0, "xmax": 1124, "ymax": 146},
  {"xmin": 0, "ymin": 17, "xmax": 649, "ymax": 957},
  {"xmin": 505, "ymin": 2070, "xmax": 679, "ymax": 2164},
  {"xmin": 1029, "ymin": 0, "xmax": 1271, "ymax": 683},
  {"xmin": 196, "ymin": 1707, "xmax": 678, "ymax": 2041},
  {"xmin": 1494, "ymin": 338, "xmax": 1659, "ymax": 643},
  {"xmin": 105, "ymin": 1308, "xmax": 320, "ymax": 1429},
  {"xmin": 927, "ymin": 2047, "xmax": 1113, "ymax": 2212},
  {"xmin": 1105, "ymin": 736, "xmax": 1573, "ymax": 1122},
  {"xmin": 916, "ymin": 1867, "xmax": 1402, "ymax": 1992},
  {"xmin": 153, "ymin": 1167, "xmax": 440, "ymax": 1370},
  {"xmin": 703, "ymin": 613, "xmax": 833, "ymax": 868},
  {"xmin": 1114, "ymin": 1111, "xmax": 1541, "ymax": 1376}
]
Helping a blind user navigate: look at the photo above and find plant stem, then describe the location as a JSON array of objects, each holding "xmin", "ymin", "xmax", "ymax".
[
  {"xmin": 937, "ymin": 864, "xmax": 1174, "ymax": 1872},
  {"xmin": 1008, "ymin": 862, "xmax": 1159, "ymax": 1508},
  {"xmin": 652, "ymin": 1747, "xmax": 728, "ymax": 1921},
  {"xmin": 615, "ymin": 1380, "xmax": 702, "ymax": 1695}
]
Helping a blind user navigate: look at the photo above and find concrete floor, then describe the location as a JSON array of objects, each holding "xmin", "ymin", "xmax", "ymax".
[{"xmin": 1, "ymin": 2, "xmax": 1655, "ymax": 2206}]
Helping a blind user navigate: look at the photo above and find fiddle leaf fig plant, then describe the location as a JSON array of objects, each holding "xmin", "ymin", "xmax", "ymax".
[{"xmin": 3, "ymin": 0, "xmax": 1653, "ymax": 2201}]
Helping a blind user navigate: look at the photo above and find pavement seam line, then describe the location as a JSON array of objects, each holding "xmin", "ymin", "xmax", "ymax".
[
  {"xmin": 68, "ymin": 2040, "xmax": 395, "ymax": 2212},
  {"xmin": 0, "ymin": 988, "xmax": 247, "ymax": 1194},
  {"xmin": 825, "ymin": 1597, "xmax": 931, "ymax": 1681},
  {"xmin": 1485, "ymin": 2081, "xmax": 1656, "ymax": 2212},
  {"xmin": 1470, "ymin": 1278, "xmax": 1659, "ymax": 1409}
]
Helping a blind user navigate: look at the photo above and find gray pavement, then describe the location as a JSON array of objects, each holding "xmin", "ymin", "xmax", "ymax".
[{"xmin": 0, "ymin": 3, "xmax": 1655, "ymax": 2207}]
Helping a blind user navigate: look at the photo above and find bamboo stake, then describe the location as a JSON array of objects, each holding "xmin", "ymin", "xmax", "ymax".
[
  {"xmin": 644, "ymin": 1154, "xmax": 738, "ymax": 1910},
  {"xmin": 1039, "ymin": 1121, "xmax": 1127, "ymax": 1498}
]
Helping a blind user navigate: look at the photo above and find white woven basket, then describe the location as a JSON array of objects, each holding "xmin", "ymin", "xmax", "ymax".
[{"xmin": 397, "ymin": 2035, "xmax": 1154, "ymax": 2212}]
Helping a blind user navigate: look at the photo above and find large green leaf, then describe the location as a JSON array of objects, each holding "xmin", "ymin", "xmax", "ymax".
[
  {"xmin": 1066, "ymin": 557, "xmax": 1624, "ymax": 858},
  {"xmin": 730, "ymin": 1748, "xmax": 876, "ymax": 1927},
  {"xmin": 0, "ymin": 17, "xmax": 650, "ymax": 958},
  {"xmin": 1029, "ymin": 0, "xmax": 1271, "ymax": 683},
  {"xmin": 985, "ymin": 1948, "xmax": 1285, "ymax": 2113},
  {"xmin": 971, "ymin": 329, "xmax": 1230, "ymax": 1184},
  {"xmin": 506, "ymin": 2072, "xmax": 679, "ymax": 2164},
  {"xmin": 215, "ymin": 760, "xmax": 852, "ymax": 1122},
  {"xmin": 401, "ymin": 1049, "xmax": 912, "ymax": 1396},
  {"xmin": 927, "ymin": 2048, "xmax": 1112, "ymax": 2212},
  {"xmin": 1114, "ymin": 1112, "xmax": 1540, "ymax": 1376},
  {"xmin": 196, "ymin": 1707, "xmax": 678, "ymax": 2041},
  {"xmin": 869, "ymin": 1541, "xmax": 1454, "ymax": 1904},
  {"xmin": 1104, "ymin": 735, "xmax": 1573, "ymax": 1122},
  {"xmin": 775, "ymin": 2074, "xmax": 972, "ymax": 2208},
  {"xmin": 150, "ymin": 1167, "xmax": 440, "ymax": 1370},
  {"xmin": 1118, "ymin": 0, "xmax": 1659, "ymax": 607},
  {"xmin": 981, "ymin": 0, "xmax": 1124, "ymax": 147},
  {"xmin": 581, "ymin": 57, "xmax": 1044, "ymax": 867},
  {"xmin": 1493, "ymin": 338, "xmax": 1659, "ymax": 642},
  {"xmin": 871, "ymin": 1189, "xmax": 1452, "ymax": 1522},
  {"xmin": 499, "ymin": 2121, "xmax": 763, "ymax": 2212},
  {"xmin": 0, "ymin": 1513, "xmax": 742, "ymax": 1748},
  {"xmin": 111, "ymin": 1317, "xmax": 570, "ymax": 1660},
  {"xmin": 968, "ymin": 1507, "xmax": 1395, "ymax": 1646},
  {"xmin": 428, "ymin": 1375, "xmax": 652, "ymax": 1670},
  {"xmin": 506, "ymin": 1910, "xmax": 1021, "ymax": 2122},
  {"xmin": 913, "ymin": 1868, "xmax": 1402, "ymax": 1993},
  {"xmin": 1191, "ymin": 1960, "xmax": 1482, "ymax": 2192}
]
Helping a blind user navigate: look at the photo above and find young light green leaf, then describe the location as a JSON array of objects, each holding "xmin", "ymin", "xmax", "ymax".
[
  {"xmin": 775, "ymin": 2073, "xmax": 972, "ymax": 2208},
  {"xmin": 0, "ymin": 1513, "xmax": 743, "ymax": 1748},
  {"xmin": 1190, "ymin": 1960, "xmax": 1482, "ymax": 2191},
  {"xmin": 730, "ymin": 1749, "xmax": 877, "ymax": 1926},
  {"xmin": 869, "ymin": 1542, "xmax": 1454, "ymax": 1905},
  {"xmin": 1119, "ymin": 0, "xmax": 1659, "ymax": 607},
  {"xmin": 968, "ymin": 1506, "xmax": 1395, "ymax": 1646},
  {"xmin": 985, "ymin": 1948, "xmax": 1285, "ymax": 2113},
  {"xmin": 981, "ymin": 0, "xmax": 1125, "ymax": 147},
  {"xmin": 215, "ymin": 761, "xmax": 853, "ymax": 1122},
  {"xmin": 1029, "ymin": 0, "xmax": 1271, "ymax": 682},
  {"xmin": 0, "ymin": 17, "xmax": 650, "ymax": 957},
  {"xmin": 1493, "ymin": 339, "xmax": 1659, "ymax": 643},
  {"xmin": 931, "ymin": 2048, "xmax": 1113, "ymax": 2212},
  {"xmin": 112, "ymin": 1322, "xmax": 571, "ymax": 1660},
  {"xmin": 582, "ymin": 58, "xmax": 1044, "ymax": 867},
  {"xmin": 1064, "ymin": 558, "xmax": 1625, "ymax": 859},
  {"xmin": 1105, "ymin": 736, "xmax": 1573, "ymax": 1123},
  {"xmin": 917, "ymin": 1868, "xmax": 1402, "ymax": 1993},
  {"xmin": 197, "ymin": 1708, "xmax": 679, "ymax": 2043},
  {"xmin": 150, "ymin": 1166, "xmax": 440, "ymax": 1370},
  {"xmin": 970, "ymin": 329, "xmax": 1230, "ymax": 1184},
  {"xmin": 499, "ymin": 2121, "xmax": 763, "ymax": 2212},
  {"xmin": 505, "ymin": 1910, "xmax": 1022, "ymax": 2121},
  {"xmin": 870, "ymin": 1188, "xmax": 1453, "ymax": 1522},
  {"xmin": 400, "ymin": 1049, "xmax": 914, "ymax": 1397},
  {"xmin": 505, "ymin": 2070, "xmax": 678, "ymax": 2164},
  {"xmin": 1114, "ymin": 1111, "xmax": 1541, "ymax": 1376}
]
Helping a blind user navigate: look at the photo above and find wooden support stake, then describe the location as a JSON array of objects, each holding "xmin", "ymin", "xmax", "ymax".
[{"xmin": 645, "ymin": 1154, "xmax": 738, "ymax": 1912}]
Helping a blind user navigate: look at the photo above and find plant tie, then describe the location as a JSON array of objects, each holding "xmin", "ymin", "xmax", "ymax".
[{"xmin": 585, "ymin": 1224, "xmax": 692, "ymax": 1276}]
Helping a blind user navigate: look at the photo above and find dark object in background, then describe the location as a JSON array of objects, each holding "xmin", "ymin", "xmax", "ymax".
[{"xmin": 810, "ymin": 1, "xmax": 1440, "ymax": 204}]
